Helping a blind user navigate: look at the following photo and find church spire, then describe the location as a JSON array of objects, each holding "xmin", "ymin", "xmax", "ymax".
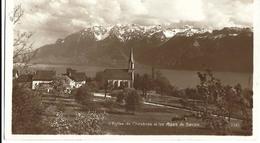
[
  {"xmin": 128, "ymin": 47, "xmax": 135, "ymax": 88},
  {"xmin": 129, "ymin": 47, "xmax": 134, "ymax": 70}
]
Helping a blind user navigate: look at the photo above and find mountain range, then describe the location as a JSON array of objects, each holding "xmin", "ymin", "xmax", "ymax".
[{"xmin": 31, "ymin": 24, "xmax": 253, "ymax": 72}]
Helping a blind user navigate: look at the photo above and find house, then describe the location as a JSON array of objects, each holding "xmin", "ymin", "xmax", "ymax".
[
  {"xmin": 104, "ymin": 47, "xmax": 135, "ymax": 89},
  {"xmin": 32, "ymin": 70, "xmax": 56, "ymax": 91},
  {"xmin": 65, "ymin": 68, "xmax": 86, "ymax": 88}
]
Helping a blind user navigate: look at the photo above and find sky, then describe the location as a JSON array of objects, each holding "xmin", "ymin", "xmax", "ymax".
[{"xmin": 14, "ymin": 0, "xmax": 254, "ymax": 48}]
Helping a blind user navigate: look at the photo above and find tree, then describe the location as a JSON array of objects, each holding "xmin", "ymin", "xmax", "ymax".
[
  {"xmin": 222, "ymin": 86, "xmax": 237, "ymax": 121},
  {"xmin": 12, "ymin": 82, "xmax": 44, "ymax": 134},
  {"xmin": 125, "ymin": 89, "xmax": 142, "ymax": 114},
  {"xmin": 195, "ymin": 69, "xmax": 252, "ymax": 134},
  {"xmin": 12, "ymin": 4, "xmax": 35, "ymax": 73},
  {"xmin": 11, "ymin": 5, "xmax": 42, "ymax": 133},
  {"xmin": 135, "ymin": 73, "xmax": 153, "ymax": 96},
  {"xmin": 196, "ymin": 70, "xmax": 230, "ymax": 132},
  {"xmin": 134, "ymin": 71, "xmax": 173, "ymax": 97},
  {"xmin": 104, "ymin": 81, "xmax": 113, "ymax": 98},
  {"xmin": 73, "ymin": 85, "xmax": 97, "ymax": 110},
  {"xmin": 154, "ymin": 71, "xmax": 172, "ymax": 95},
  {"xmin": 184, "ymin": 88, "xmax": 201, "ymax": 100},
  {"xmin": 95, "ymin": 71, "xmax": 106, "ymax": 89},
  {"xmin": 238, "ymin": 85, "xmax": 253, "ymax": 131},
  {"xmin": 134, "ymin": 73, "xmax": 141, "ymax": 89},
  {"xmin": 139, "ymin": 74, "xmax": 153, "ymax": 97},
  {"xmin": 86, "ymin": 81, "xmax": 99, "ymax": 92},
  {"xmin": 51, "ymin": 76, "xmax": 67, "ymax": 96},
  {"xmin": 12, "ymin": 4, "xmax": 33, "ymax": 57}
]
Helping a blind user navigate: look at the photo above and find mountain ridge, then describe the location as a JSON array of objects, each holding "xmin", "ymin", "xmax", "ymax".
[{"xmin": 30, "ymin": 25, "xmax": 253, "ymax": 73}]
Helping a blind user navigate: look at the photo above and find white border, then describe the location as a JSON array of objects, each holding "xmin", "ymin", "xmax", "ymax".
[{"xmin": 2, "ymin": 0, "xmax": 260, "ymax": 142}]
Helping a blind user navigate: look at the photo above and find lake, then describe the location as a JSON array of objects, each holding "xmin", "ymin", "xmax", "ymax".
[{"xmin": 28, "ymin": 64, "xmax": 253, "ymax": 89}]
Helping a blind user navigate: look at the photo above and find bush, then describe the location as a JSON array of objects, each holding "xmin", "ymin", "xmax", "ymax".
[
  {"xmin": 73, "ymin": 85, "xmax": 100, "ymax": 110},
  {"xmin": 124, "ymin": 89, "xmax": 142, "ymax": 113},
  {"xmin": 110, "ymin": 90, "xmax": 125, "ymax": 103},
  {"xmin": 49, "ymin": 111, "xmax": 107, "ymax": 134},
  {"xmin": 86, "ymin": 81, "xmax": 99, "ymax": 92},
  {"xmin": 74, "ymin": 86, "xmax": 93, "ymax": 104},
  {"xmin": 12, "ymin": 82, "xmax": 44, "ymax": 134},
  {"xmin": 116, "ymin": 92, "xmax": 126, "ymax": 103}
]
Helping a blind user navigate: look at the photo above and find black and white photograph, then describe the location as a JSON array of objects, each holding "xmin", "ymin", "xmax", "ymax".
[{"xmin": 2, "ymin": 0, "xmax": 260, "ymax": 141}]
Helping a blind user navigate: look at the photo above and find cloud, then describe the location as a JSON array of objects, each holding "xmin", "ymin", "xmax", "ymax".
[
  {"xmin": 14, "ymin": 0, "xmax": 253, "ymax": 48},
  {"xmin": 201, "ymin": 0, "xmax": 253, "ymax": 27}
]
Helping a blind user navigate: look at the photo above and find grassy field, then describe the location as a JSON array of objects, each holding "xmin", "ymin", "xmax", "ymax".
[
  {"xmin": 40, "ymin": 92, "xmax": 251, "ymax": 135},
  {"xmin": 102, "ymin": 104, "xmax": 247, "ymax": 135}
]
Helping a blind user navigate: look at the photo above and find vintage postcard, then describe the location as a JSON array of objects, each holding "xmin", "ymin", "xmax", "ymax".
[{"xmin": 2, "ymin": 0, "xmax": 260, "ymax": 142}]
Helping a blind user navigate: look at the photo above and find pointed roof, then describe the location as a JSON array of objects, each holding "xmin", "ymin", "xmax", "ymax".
[
  {"xmin": 104, "ymin": 69, "xmax": 131, "ymax": 80},
  {"xmin": 129, "ymin": 47, "xmax": 134, "ymax": 63}
]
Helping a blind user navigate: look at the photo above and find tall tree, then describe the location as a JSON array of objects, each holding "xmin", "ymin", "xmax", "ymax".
[{"xmin": 12, "ymin": 4, "xmax": 35, "ymax": 74}]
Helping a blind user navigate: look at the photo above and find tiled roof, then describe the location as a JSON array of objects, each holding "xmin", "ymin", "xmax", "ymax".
[
  {"xmin": 104, "ymin": 69, "xmax": 131, "ymax": 80},
  {"xmin": 69, "ymin": 72, "xmax": 86, "ymax": 82},
  {"xmin": 33, "ymin": 70, "xmax": 56, "ymax": 81}
]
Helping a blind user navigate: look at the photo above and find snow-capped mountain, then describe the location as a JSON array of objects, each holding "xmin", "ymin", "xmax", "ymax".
[
  {"xmin": 32, "ymin": 26, "xmax": 253, "ymax": 72},
  {"xmin": 77, "ymin": 24, "xmax": 211, "ymax": 42}
]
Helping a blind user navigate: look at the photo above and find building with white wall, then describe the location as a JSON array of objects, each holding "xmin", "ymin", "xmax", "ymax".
[
  {"xmin": 32, "ymin": 70, "xmax": 56, "ymax": 91},
  {"xmin": 104, "ymin": 47, "xmax": 135, "ymax": 89},
  {"xmin": 66, "ymin": 68, "xmax": 86, "ymax": 89}
]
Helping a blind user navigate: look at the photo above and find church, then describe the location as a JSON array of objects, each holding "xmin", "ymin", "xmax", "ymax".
[{"xmin": 104, "ymin": 47, "xmax": 135, "ymax": 89}]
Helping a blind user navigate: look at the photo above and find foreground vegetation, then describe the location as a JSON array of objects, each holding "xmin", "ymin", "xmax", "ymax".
[{"xmin": 12, "ymin": 69, "xmax": 252, "ymax": 135}]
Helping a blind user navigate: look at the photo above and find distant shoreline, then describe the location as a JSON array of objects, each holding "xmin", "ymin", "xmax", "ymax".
[
  {"xmin": 13, "ymin": 63, "xmax": 253, "ymax": 89},
  {"xmin": 14, "ymin": 62, "xmax": 253, "ymax": 74}
]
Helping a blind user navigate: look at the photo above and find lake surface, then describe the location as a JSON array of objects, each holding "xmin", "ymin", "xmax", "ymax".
[{"xmin": 29, "ymin": 64, "xmax": 253, "ymax": 89}]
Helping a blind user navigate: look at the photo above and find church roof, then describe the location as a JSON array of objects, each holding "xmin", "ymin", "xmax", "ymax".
[{"xmin": 104, "ymin": 69, "xmax": 131, "ymax": 80}]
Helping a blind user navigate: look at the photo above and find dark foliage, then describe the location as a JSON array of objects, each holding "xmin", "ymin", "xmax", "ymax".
[
  {"xmin": 73, "ymin": 85, "xmax": 98, "ymax": 110},
  {"xmin": 12, "ymin": 82, "xmax": 44, "ymax": 134},
  {"xmin": 194, "ymin": 69, "xmax": 252, "ymax": 134},
  {"xmin": 134, "ymin": 71, "xmax": 174, "ymax": 97},
  {"xmin": 124, "ymin": 89, "xmax": 142, "ymax": 113}
]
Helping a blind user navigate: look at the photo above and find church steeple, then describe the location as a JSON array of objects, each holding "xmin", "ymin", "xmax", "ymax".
[
  {"xmin": 128, "ymin": 47, "xmax": 134, "ymax": 70},
  {"xmin": 128, "ymin": 47, "xmax": 134, "ymax": 88}
]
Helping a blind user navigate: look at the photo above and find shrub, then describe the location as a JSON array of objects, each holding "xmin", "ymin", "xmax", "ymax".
[
  {"xmin": 73, "ymin": 85, "xmax": 102, "ymax": 111},
  {"xmin": 116, "ymin": 92, "xmax": 125, "ymax": 103},
  {"xmin": 110, "ymin": 90, "xmax": 125, "ymax": 103},
  {"xmin": 124, "ymin": 89, "xmax": 142, "ymax": 113},
  {"xmin": 49, "ymin": 111, "xmax": 72, "ymax": 134},
  {"xmin": 49, "ymin": 111, "xmax": 107, "ymax": 134},
  {"xmin": 72, "ymin": 111, "xmax": 106, "ymax": 134},
  {"xmin": 74, "ymin": 85, "xmax": 93, "ymax": 105},
  {"xmin": 12, "ymin": 82, "xmax": 44, "ymax": 134}
]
